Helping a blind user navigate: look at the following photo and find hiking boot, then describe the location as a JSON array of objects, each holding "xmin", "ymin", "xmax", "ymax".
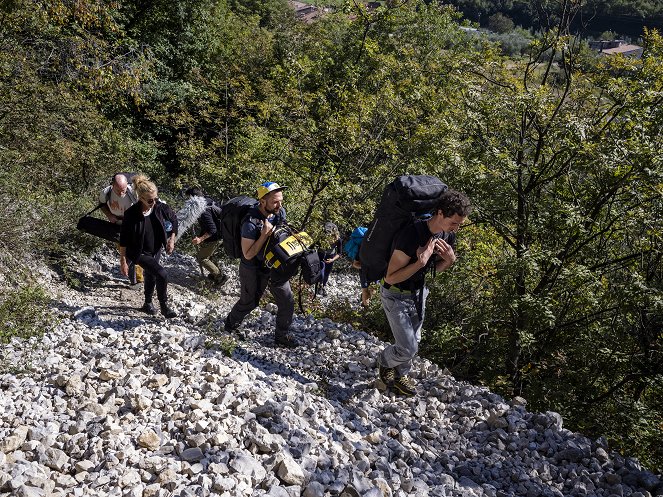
[
  {"xmin": 320, "ymin": 287, "xmax": 327, "ymax": 297},
  {"xmin": 213, "ymin": 273, "xmax": 229, "ymax": 286},
  {"xmin": 275, "ymin": 333, "xmax": 299, "ymax": 348},
  {"xmin": 393, "ymin": 375, "xmax": 416, "ymax": 396},
  {"xmin": 379, "ymin": 364, "xmax": 396, "ymax": 386},
  {"xmin": 160, "ymin": 304, "xmax": 177, "ymax": 319},
  {"xmin": 224, "ymin": 316, "xmax": 238, "ymax": 333},
  {"xmin": 140, "ymin": 302, "xmax": 157, "ymax": 316},
  {"xmin": 224, "ymin": 317, "xmax": 246, "ymax": 339}
]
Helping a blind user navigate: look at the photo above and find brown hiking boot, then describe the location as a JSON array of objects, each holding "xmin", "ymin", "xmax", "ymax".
[
  {"xmin": 275, "ymin": 333, "xmax": 299, "ymax": 348},
  {"xmin": 393, "ymin": 375, "xmax": 416, "ymax": 396}
]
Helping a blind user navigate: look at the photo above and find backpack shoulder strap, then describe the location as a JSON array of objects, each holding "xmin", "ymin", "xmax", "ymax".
[
  {"xmin": 82, "ymin": 203, "xmax": 105, "ymax": 218},
  {"xmin": 127, "ymin": 185, "xmax": 138, "ymax": 204}
]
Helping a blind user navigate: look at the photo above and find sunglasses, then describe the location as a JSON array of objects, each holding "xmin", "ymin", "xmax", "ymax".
[{"xmin": 143, "ymin": 197, "xmax": 157, "ymax": 205}]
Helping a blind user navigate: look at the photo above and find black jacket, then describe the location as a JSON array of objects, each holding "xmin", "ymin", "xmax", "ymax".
[
  {"xmin": 197, "ymin": 199, "xmax": 220, "ymax": 242},
  {"xmin": 120, "ymin": 200, "xmax": 178, "ymax": 263}
]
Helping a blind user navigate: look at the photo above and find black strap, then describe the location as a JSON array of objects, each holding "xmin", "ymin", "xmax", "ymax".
[
  {"xmin": 297, "ymin": 273, "xmax": 307, "ymax": 315},
  {"xmin": 81, "ymin": 203, "xmax": 105, "ymax": 218}
]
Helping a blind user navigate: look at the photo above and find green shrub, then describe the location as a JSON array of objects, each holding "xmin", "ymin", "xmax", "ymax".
[{"xmin": 0, "ymin": 284, "xmax": 54, "ymax": 343}]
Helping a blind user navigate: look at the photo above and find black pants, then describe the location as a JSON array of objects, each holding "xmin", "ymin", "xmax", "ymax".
[
  {"xmin": 227, "ymin": 264, "xmax": 294, "ymax": 335},
  {"xmin": 137, "ymin": 250, "xmax": 168, "ymax": 305}
]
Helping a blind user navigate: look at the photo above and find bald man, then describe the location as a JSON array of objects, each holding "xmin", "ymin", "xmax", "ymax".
[{"xmin": 99, "ymin": 173, "xmax": 142, "ymax": 284}]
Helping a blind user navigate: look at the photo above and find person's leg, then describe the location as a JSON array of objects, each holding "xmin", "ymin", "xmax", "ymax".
[
  {"xmin": 360, "ymin": 268, "xmax": 372, "ymax": 306},
  {"xmin": 225, "ymin": 265, "xmax": 268, "ymax": 330},
  {"xmin": 270, "ymin": 276, "xmax": 294, "ymax": 333},
  {"xmin": 322, "ymin": 261, "xmax": 333, "ymax": 286},
  {"xmin": 137, "ymin": 252, "xmax": 175, "ymax": 318},
  {"xmin": 315, "ymin": 261, "xmax": 326, "ymax": 295},
  {"xmin": 320, "ymin": 261, "xmax": 333, "ymax": 296},
  {"xmin": 135, "ymin": 254, "xmax": 156, "ymax": 314},
  {"xmin": 379, "ymin": 288, "xmax": 421, "ymax": 377},
  {"xmin": 197, "ymin": 241, "xmax": 223, "ymax": 279}
]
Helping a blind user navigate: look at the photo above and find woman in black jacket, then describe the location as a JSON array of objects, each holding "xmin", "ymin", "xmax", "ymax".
[{"xmin": 119, "ymin": 175, "xmax": 178, "ymax": 318}]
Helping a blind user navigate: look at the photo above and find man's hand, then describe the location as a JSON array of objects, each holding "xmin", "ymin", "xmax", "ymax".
[
  {"xmin": 119, "ymin": 256, "xmax": 129, "ymax": 276},
  {"xmin": 108, "ymin": 213, "xmax": 119, "ymax": 224},
  {"xmin": 261, "ymin": 219, "xmax": 273, "ymax": 237},
  {"xmin": 434, "ymin": 238, "xmax": 456, "ymax": 265},
  {"xmin": 416, "ymin": 238, "xmax": 437, "ymax": 267},
  {"xmin": 192, "ymin": 236, "xmax": 202, "ymax": 246}
]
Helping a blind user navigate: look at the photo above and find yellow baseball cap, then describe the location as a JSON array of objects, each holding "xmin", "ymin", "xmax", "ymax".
[{"xmin": 256, "ymin": 181, "xmax": 286, "ymax": 199}]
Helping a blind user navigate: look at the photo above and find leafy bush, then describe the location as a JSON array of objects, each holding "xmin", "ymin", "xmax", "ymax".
[{"xmin": 0, "ymin": 284, "xmax": 54, "ymax": 344}]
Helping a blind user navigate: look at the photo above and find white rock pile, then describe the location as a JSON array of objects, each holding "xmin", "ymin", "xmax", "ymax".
[{"xmin": 1, "ymin": 250, "xmax": 661, "ymax": 497}]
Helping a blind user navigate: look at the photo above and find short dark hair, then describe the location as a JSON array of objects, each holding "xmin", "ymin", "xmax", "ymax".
[
  {"xmin": 185, "ymin": 187, "xmax": 204, "ymax": 197},
  {"xmin": 435, "ymin": 189, "xmax": 472, "ymax": 218}
]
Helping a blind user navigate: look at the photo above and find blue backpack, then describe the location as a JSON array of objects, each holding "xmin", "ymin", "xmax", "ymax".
[{"xmin": 343, "ymin": 226, "xmax": 367, "ymax": 260}]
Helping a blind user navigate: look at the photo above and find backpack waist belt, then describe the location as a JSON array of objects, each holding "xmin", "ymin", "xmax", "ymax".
[{"xmin": 381, "ymin": 279, "xmax": 415, "ymax": 295}]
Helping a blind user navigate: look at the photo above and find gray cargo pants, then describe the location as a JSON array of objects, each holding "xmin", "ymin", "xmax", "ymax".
[{"xmin": 379, "ymin": 285, "xmax": 429, "ymax": 377}]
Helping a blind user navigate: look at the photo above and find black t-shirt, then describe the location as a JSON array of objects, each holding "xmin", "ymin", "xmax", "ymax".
[
  {"xmin": 240, "ymin": 206, "xmax": 286, "ymax": 268},
  {"xmin": 142, "ymin": 212, "xmax": 160, "ymax": 255},
  {"xmin": 391, "ymin": 220, "xmax": 456, "ymax": 290}
]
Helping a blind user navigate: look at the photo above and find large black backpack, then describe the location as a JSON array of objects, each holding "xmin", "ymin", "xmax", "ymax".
[
  {"xmin": 359, "ymin": 175, "xmax": 447, "ymax": 283},
  {"xmin": 209, "ymin": 202, "xmax": 223, "ymax": 235},
  {"xmin": 220, "ymin": 196, "xmax": 259, "ymax": 258}
]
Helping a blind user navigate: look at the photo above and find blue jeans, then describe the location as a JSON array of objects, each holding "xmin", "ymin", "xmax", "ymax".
[
  {"xmin": 321, "ymin": 260, "xmax": 334, "ymax": 286},
  {"xmin": 379, "ymin": 285, "xmax": 428, "ymax": 377}
]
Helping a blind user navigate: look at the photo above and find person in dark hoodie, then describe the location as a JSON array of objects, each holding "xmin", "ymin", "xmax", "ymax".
[
  {"xmin": 185, "ymin": 187, "xmax": 228, "ymax": 286},
  {"xmin": 119, "ymin": 175, "xmax": 178, "ymax": 318}
]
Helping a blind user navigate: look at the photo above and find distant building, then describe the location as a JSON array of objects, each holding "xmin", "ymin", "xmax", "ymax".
[
  {"xmin": 589, "ymin": 40, "xmax": 643, "ymax": 58},
  {"xmin": 290, "ymin": 1, "xmax": 321, "ymax": 22}
]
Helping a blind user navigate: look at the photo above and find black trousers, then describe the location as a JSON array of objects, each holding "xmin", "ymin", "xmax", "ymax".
[
  {"xmin": 227, "ymin": 264, "xmax": 294, "ymax": 335},
  {"xmin": 136, "ymin": 250, "xmax": 168, "ymax": 305}
]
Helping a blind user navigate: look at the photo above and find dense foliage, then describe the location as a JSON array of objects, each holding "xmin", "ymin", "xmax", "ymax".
[
  {"xmin": 446, "ymin": 0, "xmax": 663, "ymax": 35},
  {"xmin": 1, "ymin": 0, "xmax": 661, "ymax": 471}
]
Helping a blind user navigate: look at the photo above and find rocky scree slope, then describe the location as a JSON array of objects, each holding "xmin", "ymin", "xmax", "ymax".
[{"xmin": 0, "ymin": 248, "xmax": 662, "ymax": 497}]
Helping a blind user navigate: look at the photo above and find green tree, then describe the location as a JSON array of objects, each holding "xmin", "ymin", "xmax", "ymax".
[
  {"xmin": 424, "ymin": 6, "xmax": 663, "ymax": 467},
  {"xmin": 488, "ymin": 12, "xmax": 514, "ymax": 33}
]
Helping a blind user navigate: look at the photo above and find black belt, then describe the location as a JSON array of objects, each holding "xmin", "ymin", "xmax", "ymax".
[{"xmin": 381, "ymin": 279, "xmax": 415, "ymax": 295}]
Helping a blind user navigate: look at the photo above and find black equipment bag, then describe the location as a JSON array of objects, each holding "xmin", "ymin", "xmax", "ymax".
[
  {"xmin": 359, "ymin": 175, "xmax": 447, "ymax": 283},
  {"xmin": 300, "ymin": 250, "xmax": 323, "ymax": 285},
  {"xmin": 76, "ymin": 208, "xmax": 121, "ymax": 243},
  {"xmin": 210, "ymin": 202, "xmax": 223, "ymax": 235},
  {"xmin": 220, "ymin": 196, "xmax": 259, "ymax": 259},
  {"xmin": 263, "ymin": 224, "xmax": 313, "ymax": 277}
]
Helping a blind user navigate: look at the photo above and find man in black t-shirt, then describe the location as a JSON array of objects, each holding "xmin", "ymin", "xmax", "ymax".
[{"xmin": 378, "ymin": 189, "xmax": 472, "ymax": 396}]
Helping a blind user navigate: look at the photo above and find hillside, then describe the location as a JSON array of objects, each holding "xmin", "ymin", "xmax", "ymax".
[{"xmin": 1, "ymin": 247, "xmax": 661, "ymax": 497}]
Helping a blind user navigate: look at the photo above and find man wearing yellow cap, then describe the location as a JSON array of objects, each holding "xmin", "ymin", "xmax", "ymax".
[{"xmin": 224, "ymin": 182, "xmax": 298, "ymax": 347}]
